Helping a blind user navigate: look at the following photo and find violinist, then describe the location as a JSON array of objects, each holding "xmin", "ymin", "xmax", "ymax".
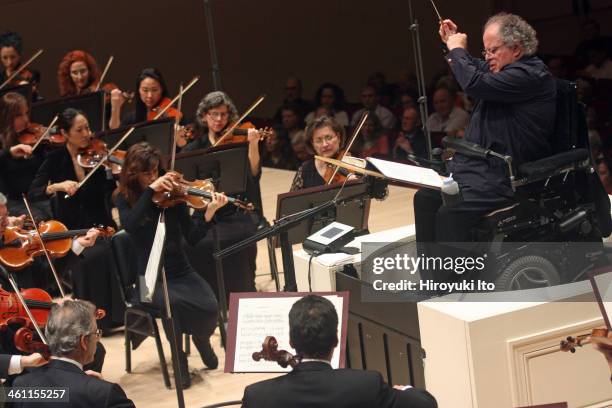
[
  {"xmin": 290, "ymin": 115, "xmax": 348, "ymax": 191},
  {"xmin": 0, "ymin": 31, "xmax": 35, "ymax": 88},
  {"xmin": 181, "ymin": 91, "xmax": 262, "ymax": 297},
  {"xmin": 57, "ymin": 50, "xmax": 101, "ymax": 97},
  {"xmin": 28, "ymin": 108, "xmax": 122, "ymax": 331},
  {"xmin": 108, "ymin": 67, "xmax": 183, "ymax": 130},
  {"xmin": 0, "ymin": 92, "xmax": 51, "ymax": 221},
  {"xmin": 115, "ymin": 142, "xmax": 227, "ymax": 389}
]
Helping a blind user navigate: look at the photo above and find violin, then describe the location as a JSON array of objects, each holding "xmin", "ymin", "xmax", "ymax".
[
  {"xmin": 0, "ymin": 220, "xmax": 115, "ymax": 270},
  {"xmin": 560, "ymin": 327, "xmax": 611, "ymax": 353},
  {"xmin": 2, "ymin": 69, "xmax": 33, "ymax": 88},
  {"xmin": 322, "ymin": 150, "xmax": 352, "ymax": 185},
  {"xmin": 18, "ymin": 123, "xmax": 65, "ymax": 147},
  {"xmin": 211, "ymin": 122, "xmax": 273, "ymax": 147},
  {"xmin": 148, "ymin": 97, "xmax": 181, "ymax": 122},
  {"xmin": 252, "ymin": 336, "xmax": 300, "ymax": 368},
  {"xmin": 77, "ymin": 139, "xmax": 126, "ymax": 175},
  {"xmin": 99, "ymin": 83, "xmax": 135, "ymax": 104},
  {"xmin": 151, "ymin": 171, "xmax": 254, "ymax": 211}
]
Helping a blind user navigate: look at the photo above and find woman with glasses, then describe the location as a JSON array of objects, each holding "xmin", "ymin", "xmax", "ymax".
[{"xmin": 290, "ymin": 115, "xmax": 345, "ymax": 191}]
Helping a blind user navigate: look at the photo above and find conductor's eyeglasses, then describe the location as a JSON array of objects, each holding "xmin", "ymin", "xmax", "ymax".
[{"xmin": 482, "ymin": 46, "xmax": 503, "ymax": 57}]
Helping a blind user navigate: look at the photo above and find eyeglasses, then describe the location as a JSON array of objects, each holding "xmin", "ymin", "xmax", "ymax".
[
  {"xmin": 207, "ymin": 111, "xmax": 229, "ymax": 120},
  {"xmin": 481, "ymin": 45, "xmax": 503, "ymax": 58},
  {"xmin": 312, "ymin": 134, "xmax": 337, "ymax": 146},
  {"xmin": 86, "ymin": 328, "xmax": 102, "ymax": 338}
]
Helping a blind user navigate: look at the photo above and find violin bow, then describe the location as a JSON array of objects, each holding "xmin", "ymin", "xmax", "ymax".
[
  {"xmin": 21, "ymin": 195, "xmax": 67, "ymax": 298},
  {"xmin": 30, "ymin": 115, "xmax": 59, "ymax": 153},
  {"xmin": 429, "ymin": 0, "xmax": 454, "ymax": 37},
  {"xmin": 0, "ymin": 266, "xmax": 48, "ymax": 344},
  {"xmin": 213, "ymin": 94, "xmax": 266, "ymax": 147},
  {"xmin": 326, "ymin": 111, "xmax": 369, "ymax": 185},
  {"xmin": 0, "ymin": 49, "xmax": 44, "ymax": 91},
  {"xmin": 66, "ymin": 76, "xmax": 199, "ymax": 198},
  {"xmin": 94, "ymin": 56, "xmax": 114, "ymax": 92},
  {"xmin": 169, "ymin": 83, "xmax": 184, "ymax": 171}
]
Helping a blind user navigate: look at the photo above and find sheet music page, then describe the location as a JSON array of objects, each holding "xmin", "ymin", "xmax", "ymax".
[
  {"xmin": 143, "ymin": 218, "xmax": 165, "ymax": 302},
  {"xmin": 232, "ymin": 295, "xmax": 345, "ymax": 372},
  {"xmin": 367, "ymin": 157, "xmax": 443, "ymax": 188}
]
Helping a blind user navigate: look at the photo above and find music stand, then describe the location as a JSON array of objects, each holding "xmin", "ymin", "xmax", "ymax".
[
  {"xmin": 98, "ymin": 118, "xmax": 175, "ymax": 155},
  {"xmin": 275, "ymin": 181, "xmax": 371, "ymax": 248},
  {"xmin": 173, "ymin": 142, "xmax": 249, "ymax": 195},
  {"xmin": 31, "ymin": 91, "xmax": 106, "ymax": 132},
  {"xmin": 0, "ymin": 83, "xmax": 32, "ymax": 108}
]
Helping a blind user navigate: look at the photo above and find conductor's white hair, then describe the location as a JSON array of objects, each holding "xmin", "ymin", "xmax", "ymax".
[{"xmin": 485, "ymin": 12, "xmax": 539, "ymax": 56}]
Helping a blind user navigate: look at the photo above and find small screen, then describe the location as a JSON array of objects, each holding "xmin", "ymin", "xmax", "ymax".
[{"xmin": 321, "ymin": 227, "xmax": 343, "ymax": 239}]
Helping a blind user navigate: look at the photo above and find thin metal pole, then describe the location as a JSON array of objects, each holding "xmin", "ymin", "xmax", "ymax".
[{"xmin": 203, "ymin": 0, "xmax": 223, "ymax": 91}]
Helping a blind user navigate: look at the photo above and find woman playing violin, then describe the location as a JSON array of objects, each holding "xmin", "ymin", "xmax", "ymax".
[
  {"xmin": 0, "ymin": 92, "xmax": 51, "ymax": 221},
  {"xmin": 115, "ymin": 142, "xmax": 227, "ymax": 388},
  {"xmin": 27, "ymin": 108, "xmax": 122, "ymax": 331},
  {"xmin": 0, "ymin": 31, "xmax": 34, "ymax": 88},
  {"xmin": 290, "ymin": 115, "xmax": 347, "ymax": 191},
  {"xmin": 57, "ymin": 50, "xmax": 101, "ymax": 97}
]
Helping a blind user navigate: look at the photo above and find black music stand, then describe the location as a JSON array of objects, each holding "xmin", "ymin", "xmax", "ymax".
[
  {"xmin": 98, "ymin": 118, "xmax": 175, "ymax": 155},
  {"xmin": 0, "ymin": 83, "xmax": 32, "ymax": 108},
  {"xmin": 31, "ymin": 91, "xmax": 106, "ymax": 132}
]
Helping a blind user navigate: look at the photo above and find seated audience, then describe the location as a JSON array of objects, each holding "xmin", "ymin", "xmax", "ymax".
[
  {"xmin": 595, "ymin": 151, "xmax": 612, "ymax": 194},
  {"xmin": 291, "ymin": 131, "xmax": 313, "ymax": 163},
  {"xmin": 426, "ymin": 87, "xmax": 469, "ymax": 136},
  {"xmin": 393, "ymin": 106, "xmax": 427, "ymax": 160},
  {"xmin": 575, "ymin": 18, "xmax": 612, "ymax": 68},
  {"xmin": 275, "ymin": 102, "xmax": 305, "ymax": 143},
  {"xmin": 580, "ymin": 38, "xmax": 612, "ymax": 80},
  {"xmin": 273, "ymin": 76, "xmax": 314, "ymax": 123},
  {"xmin": 12, "ymin": 300, "xmax": 135, "ymax": 407},
  {"xmin": 305, "ymin": 83, "xmax": 349, "ymax": 127},
  {"xmin": 367, "ymin": 71, "xmax": 396, "ymax": 108},
  {"xmin": 351, "ymin": 85, "xmax": 396, "ymax": 130},
  {"xmin": 241, "ymin": 295, "xmax": 437, "ymax": 408},
  {"xmin": 351, "ymin": 112, "xmax": 390, "ymax": 159},
  {"xmin": 261, "ymin": 128, "xmax": 299, "ymax": 170}
]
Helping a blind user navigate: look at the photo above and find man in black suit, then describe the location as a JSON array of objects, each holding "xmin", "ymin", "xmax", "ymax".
[
  {"xmin": 11, "ymin": 299, "xmax": 134, "ymax": 408},
  {"xmin": 241, "ymin": 295, "xmax": 437, "ymax": 408}
]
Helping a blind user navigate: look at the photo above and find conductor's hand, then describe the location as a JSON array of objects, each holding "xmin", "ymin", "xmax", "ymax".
[
  {"xmin": 439, "ymin": 19, "xmax": 458, "ymax": 43},
  {"xmin": 204, "ymin": 192, "xmax": 229, "ymax": 222},
  {"xmin": 447, "ymin": 33, "xmax": 468, "ymax": 51},
  {"xmin": 10, "ymin": 144, "xmax": 33, "ymax": 159},
  {"xmin": 149, "ymin": 173, "xmax": 176, "ymax": 193},
  {"xmin": 76, "ymin": 228, "xmax": 101, "ymax": 248}
]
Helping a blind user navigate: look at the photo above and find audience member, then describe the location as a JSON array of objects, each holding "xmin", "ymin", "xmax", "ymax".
[
  {"xmin": 276, "ymin": 102, "xmax": 305, "ymax": 144},
  {"xmin": 273, "ymin": 76, "xmax": 314, "ymax": 123},
  {"xmin": 546, "ymin": 56, "xmax": 568, "ymax": 79},
  {"xmin": 291, "ymin": 131, "xmax": 313, "ymax": 163},
  {"xmin": 261, "ymin": 128, "xmax": 299, "ymax": 170},
  {"xmin": 351, "ymin": 112, "xmax": 390, "ymax": 159},
  {"xmin": 595, "ymin": 151, "xmax": 612, "ymax": 194},
  {"xmin": 12, "ymin": 300, "xmax": 135, "ymax": 407},
  {"xmin": 367, "ymin": 71, "xmax": 396, "ymax": 107},
  {"xmin": 426, "ymin": 87, "xmax": 469, "ymax": 135},
  {"xmin": 393, "ymin": 106, "xmax": 427, "ymax": 160},
  {"xmin": 241, "ymin": 295, "xmax": 437, "ymax": 408},
  {"xmin": 305, "ymin": 83, "xmax": 349, "ymax": 126},
  {"xmin": 392, "ymin": 69, "xmax": 418, "ymax": 105},
  {"xmin": 575, "ymin": 18, "xmax": 612, "ymax": 68},
  {"xmin": 351, "ymin": 85, "xmax": 396, "ymax": 130},
  {"xmin": 581, "ymin": 38, "xmax": 612, "ymax": 80}
]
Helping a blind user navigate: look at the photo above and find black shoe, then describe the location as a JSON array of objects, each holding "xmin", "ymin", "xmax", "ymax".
[
  {"xmin": 193, "ymin": 336, "xmax": 218, "ymax": 370},
  {"xmin": 177, "ymin": 351, "xmax": 191, "ymax": 389}
]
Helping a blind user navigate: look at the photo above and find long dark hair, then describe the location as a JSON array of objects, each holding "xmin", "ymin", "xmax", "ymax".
[
  {"xmin": 314, "ymin": 83, "xmax": 346, "ymax": 112},
  {"xmin": 0, "ymin": 92, "xmax": 27, "ymax": 149},
  {"xmin": 57, "ymin": 108, "xmax": 86, "ymax": 133},
  {"xmin": 116, "ymin": 142, "xmax": 163, "ymax": 206},
  {"xmin": 134, "ymin": 68, "xmax": 169, "ymax": 123}
]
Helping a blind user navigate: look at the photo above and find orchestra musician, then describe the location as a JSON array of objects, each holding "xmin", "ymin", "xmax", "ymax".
[
  {"xmin": 180, "ymin": 91, "xmax": 262, "ymax": 297},
  {"xmin": 0, "ymin": 31, "xmax": 34, "ymax": 87},
  {"xmin": 0, "ymin": 92, "xmax": 52, "ymax": 221},
  {"xmin": 114, "ymin": 142, "xmax": 227, "ymax": 389},
  {"xmin": 27, "ymin": 108, "xmax": 123, "ymax": 331},
  {"xmin": 57, "ymin": 50, "xmax": 102, "ymax": 97},
  {"xmin": 241, "ymin": 295, "xmax": 437, "ymax": 408}
]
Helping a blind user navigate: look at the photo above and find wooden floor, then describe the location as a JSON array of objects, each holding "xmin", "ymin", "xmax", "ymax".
[{"xmin": 101, "ymin": 167, "xmax": 417, "ymax": 408}]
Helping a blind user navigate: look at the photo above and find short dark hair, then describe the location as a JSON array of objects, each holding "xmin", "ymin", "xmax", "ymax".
[{"xmin": 289, "ymin": 295, "xmax": 338, "ymax": 359}]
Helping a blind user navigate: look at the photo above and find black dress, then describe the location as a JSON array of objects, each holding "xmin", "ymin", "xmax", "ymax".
[
  {"xmin": 181, "ymin": 132, "xmax": 258, "ymax": 299},
  {"xmin": 27, "ymin": 148, "xmax": 123, "ymax": 330},
  {"xmin": 290, "ymin": 159, "xmax": 325, "ymax": 191},
  {"xmin": 115, "ymin": 188, "xmax": 218, "ymax": 340}
]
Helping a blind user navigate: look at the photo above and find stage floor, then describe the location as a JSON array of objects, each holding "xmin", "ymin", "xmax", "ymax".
[{"xmin": 101, "ymin": 167, "xmax": 417, "ymax": 407}]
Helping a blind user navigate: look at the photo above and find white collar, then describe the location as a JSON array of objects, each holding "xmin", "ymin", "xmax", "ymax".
[
  {"xmin": 300, "ymin": 358, "xmax": 331, "ymax": 365},
  {"xmin": 51, "ymin": 356, "xmax": 83, "ymax": 370}
]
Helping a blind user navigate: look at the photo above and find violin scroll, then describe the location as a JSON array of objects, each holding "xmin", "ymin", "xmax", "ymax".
[
  {"xmin": 252, "ymin": 336, "xmax": 299, "ymax": 368},
  {"xmin": 560, "ymin": 327, "xmax": 610, "ymax": 353}
]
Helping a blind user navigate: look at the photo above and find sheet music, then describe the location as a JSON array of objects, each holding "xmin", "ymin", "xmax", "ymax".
[
  {"xmin": 367, "ymin": 157, "xmax": 443, "ymax": 188},
  {"xmin": 232, "ymin": 295, "xmax": 345, "ymax": 372},
  {"xmin": 142, "ymin": 217, "xmax": 165, "ymax": 302}
]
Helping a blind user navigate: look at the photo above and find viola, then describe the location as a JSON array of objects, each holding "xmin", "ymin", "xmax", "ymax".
[
  {"xmin": 148, "ymin": 97, "xmax": 181, "ymax": 122},
  {"xmin": 18, "ymin": 123, "xmax": 65, "ymax": 147},
  {"xmin": 151, "ymin": 171, "xmax": 253, "ymax": 211},
  {"xmin": 252, "ymin": 336, "xmax": 300, "ymax": 368},
  {"xmin": 0, "ymin": 220, "xmax": 115, "ymax": 270},
  {"xmin": 77, "ymin": 139, "xmax": 125, "ymax": 175}
]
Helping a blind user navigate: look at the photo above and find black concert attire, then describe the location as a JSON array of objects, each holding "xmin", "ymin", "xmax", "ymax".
[
  {"xmin": 242, "ymin": 361, "xmax": 437, "ymax": 408},
  {"xmin": 414, "ymin": 48, "xmax": 556, "ymax": 279},
  {"xmin": 290, "ymin": 159, "xmax": 326, "ymax": 191},
  {"xmin": 181, "ymin": 130, "xmax": 258, "ymax": 298},
  {"xmin": 27, "ymin": 148, "xmax": 123, "ymax": 330},
  {"xmin": 12, "ymin": 359, "xmax": 134, "ymax": 408},
  {"xmin": 115, "ymin": 187, "xmax": 218, "ymax": 364},
  {"xmin": 392, "ymin": 128, "xmax": 428, "ymax": 161}
]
